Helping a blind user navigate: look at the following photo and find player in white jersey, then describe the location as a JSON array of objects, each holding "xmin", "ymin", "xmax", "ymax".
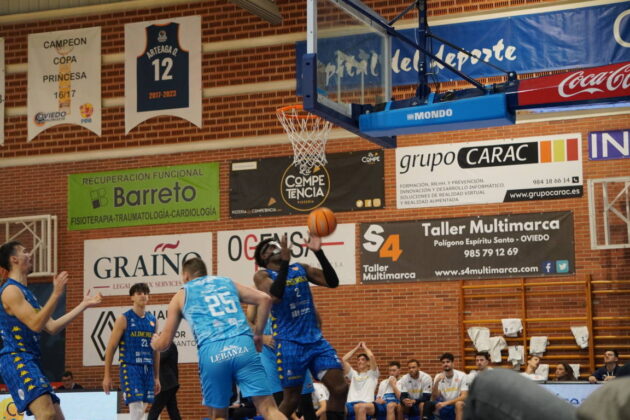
[
  {"xmin": 150, "ymin": 257, "xmax": 286, "ymax": 420},
  {"xmin": 466, "ymin": 351, "xmax": 492, "ymax": 386},
  {"xmin": 312, "ymin": 381, "xmax": 329, "ymax": 419},
  {"xmin": 373, "ymin": 361, "xmax": 403, "ymax": 420},
  {"xmin": 425, "ymin": 353, "xmax": 468, "ymax": 420},
  {"xmin": 342, "ymin": 342, "xmax": 379, "ymax": 420},
  {"xmin": 398, "ymin": 359, "xmax": 432, "ymax": 420}
]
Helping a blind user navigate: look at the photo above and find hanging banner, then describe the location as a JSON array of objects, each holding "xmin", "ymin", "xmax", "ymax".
[
  {"xmin": 217, "ymin": 224, "xmax": 356, "ymax": 286},
  {"xmin": 0, "ymin": 38, "xmax": 4, "ymax": 146},
  {"xmin": 83, "ymin": 232, "xmax": 212, "ymax": 296},
  {"xmin": 27, "ymin": 27, "xmax": 101, "ymax": 141},
  {"xmin": 68, "ymin": 163, "xmax": 220, "ymax": 230},
  {"xmin": 83, "ymin": 305, "xmax": 198, "ymax": 366},
  {"xmin": 296, "ymin": 2, "xmax": 630, "ymax": 91},
  {"xmin": 125, "ymin": 15, "xmax": 202, "ymax": 133},
  {"xmin": 589, "ymin": 129, "xmax": 630, "ymax": 160},
  {"xmin": 360, "ymin": 211, "xmax": 575, "ymax": 282},
  {"xmin": 230, "ymin": 150, "xmax": 384, "ymax": 217},
  {"xmin": 396, "ymin": 133, "xmax": 583, "ymax": 209}
]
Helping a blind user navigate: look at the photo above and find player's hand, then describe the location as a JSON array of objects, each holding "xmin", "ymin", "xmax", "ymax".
[
  {"xmin": 375, "ymin": 398, "xmax": 386, "ymax": 404},
  {"xmin": 150, "ymin": 331, "xmax": 162, "ymax": 351},
  {"xmin": 604, "ymin": 375, "xmax": 616, "ymax": 381},
  {"xmin": 263, "ymin": 334, "xmax": 275, "ymax": 348},
  {"xmin": 304, "ymin": 233, "xmax": 322, "ymax": 252},
  {"xmin": 82, "ymin": 289, "xmax": 103, "ymax": 307},
  {"xmin": 254, "ymin": 334, "xmax": 263, "ymax": 352},
  {"xmin": 154, "ymin": 378, "xmax": 161, "ymax": 395},
  {"xmin": 52, "ymin": 271, "xmax": 69, "ymax": 296},
  {"xmin": 102, "ymin": 376, "xmax": 113, "ymax": 395},
  {"xmin": 588, "ymin": 376, "xmax": 597, "ymax": 383},
  {"xmin": 389, "ymin": 376, "xmax": 397, "ymax": 386},
  {"xmin": 279, "ymin": 234, "xmax": 291, "ymax": 261},
  {"xmin": 435, "ymin": 373, "xmax": 445, "ymax": 383},
  {"xmin": 436, "ymin": 402, "xmax": 446, "ymax": 411}
]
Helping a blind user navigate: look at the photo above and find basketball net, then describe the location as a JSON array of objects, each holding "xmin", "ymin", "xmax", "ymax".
[{"xmin": 277, "ymin": 105, "xmax": 332, "ymax": 176}]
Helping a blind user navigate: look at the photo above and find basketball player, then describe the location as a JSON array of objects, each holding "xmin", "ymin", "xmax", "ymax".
[
  {"xmin": 150, "ymin": 257, "xmax": 286, "ymax": 420},
  {"xmin": 0, "ymin": 241, "xmax": 102, "ymax": 419},
  {"xmin": 253, "ymin": 233, "xmax": 347, "ymax": 420},
  {"xmin": 102, "ymin": 283, "xmax": 160, "ymax": 420}
]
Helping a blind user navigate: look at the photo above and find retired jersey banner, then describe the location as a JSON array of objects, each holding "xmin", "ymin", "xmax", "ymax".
[
  {"xmin": 84, "ymin": 232, "xmax": 212, "ymax": 296},
  {"xmin": 83, "ymin": 305, "xmax": 198, "ymax": 366},
  {"xmin": 125, "ymin": 15, "xmax": 202, "ymax": 133},
  {"xmin": 217, "ymin": 224, "xmax": 356, "ymax": 286},
  {"xmin": 230, "ymin": 150, "xmax": 384, "ymax": 217},
  {"xmin": 0, "ymin": 38, "xmax": 4, "ymax": 146},
  {"xmin": 396, "ymin": 133, "xmax": 583, "ymax": 209},
  {"xmin": 360, "ymin": 211, "xmax": 575, "ymax": 282},
  {"xmin": 68, "ymin": 163, "xmax": 219, "ymax": 230},
  {"xmin": 27, "ymin": 27, "xmax": 101, "ymax": 141}
]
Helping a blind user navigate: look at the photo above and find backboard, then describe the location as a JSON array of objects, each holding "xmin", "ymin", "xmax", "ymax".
[{"xmin": 303, "ymin": 0, "xmax": 395, "ymax": 147}]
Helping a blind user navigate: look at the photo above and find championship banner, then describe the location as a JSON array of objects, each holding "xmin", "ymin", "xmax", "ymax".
[
  {"xmin": 0, "ymin": 38, "xmax": 4, "ymax": 146},
  {"xmin": 217, "ymin": 224, "xmax": 356, "ymax": 286},
  {"xmin": 83, "ymin": 232, "xmax": 212, "ymax": 296},
  {"xmin": 296, "ymin": 1, "xmax": 630, "ymax": 90},
  {"xmin": 230, "ymin": 150, "xmax": 385, "ymax": 217},
  {"xmin": 360, "ymin": 211, "xmax": 575, "ymax": 282},
  {"xmin": 589, "ymin": 129, "xmax": 630, "ymax": 161},
  {"xmin": 27, "ymin": 27, "xmax": 101, "ymax": 141},
  {"xmin": 396, "ymin": 134, "xmax": 583, "ymax": 209},
  {"xmin": 83, "ymin": 305, "xmax": 198, "ymax": 366},
  {"xmin": 125, "ymin": 15, "xmax": 202, "ymax": 133},
  {"xmin": 68, "ymin": 163, "xmax": 219, "ymax": 230}
]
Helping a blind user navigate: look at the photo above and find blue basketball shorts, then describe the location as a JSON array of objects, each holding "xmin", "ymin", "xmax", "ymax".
[
  {"xmin": 0, "ymin": 352, "xmax": 59, "ymax": 415},
  {"xmin": 198, "ymin": 334, "xmax": 271, "ymax": 408},
  {"xmin": 261, "ymin": 345, "xmax": 283, "ymax": 394},
  {"xmin": 120, "ymin": 362, "xmax": 155, "ymax": 404},
  {"xmin": 275, "ymin": 338, "xmax": 342, "ymax": 388}
]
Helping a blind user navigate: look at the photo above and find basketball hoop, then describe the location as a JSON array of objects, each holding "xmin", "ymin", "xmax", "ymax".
[{"xmin": 277, "ymin": 104, "xmax": 332, "ymax": 176}]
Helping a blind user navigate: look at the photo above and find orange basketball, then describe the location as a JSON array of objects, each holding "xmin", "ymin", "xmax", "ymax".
[{"xmin": 307, "ymin": 207, "xmax": 337, "ymax": 237}]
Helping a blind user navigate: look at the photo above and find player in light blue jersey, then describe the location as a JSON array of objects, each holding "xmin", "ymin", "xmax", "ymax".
[
  {"xmin": 253, "ymin": 233, "xmax": 348, "ymax": 420},
  {"xmin": 151, "ymin": 257, "xmax": 286, "ymax": 420},
  {"xmin": 0, "ymin": 241, "xmax": 102, "ymax": 419},
  {"xmin": 102, "ymin": 283, "xmax": 160, "ymax": 420}
]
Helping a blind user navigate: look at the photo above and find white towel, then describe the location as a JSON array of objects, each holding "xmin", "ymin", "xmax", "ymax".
[
  {"xmin": 508, "ymin": 345, "xmax": 525, "ymax": 367},
  {"xmin": 488, "ymin": 336, "xmax": 507, "ymax": 363},
  {"xmin": 570, "ymin": 363, "xmax": 580, "ymax": 379},
  {"xmin": 502, "ymin": 318, "xmax": 523, "ymax": 337},
  {"xmin": 529, "ymin": 336, "xmax": 548, "ymax": 356},
  {"xmin": 467, "ymin": 327, "xmax": 491, "ymax": 352},
  {"xmin": 535, "ymin": 364, "xmax": 549, "ymax": 380},
  {"xmin": 571, "ymin": 326, "xmax": 589, "ymax": 349}
]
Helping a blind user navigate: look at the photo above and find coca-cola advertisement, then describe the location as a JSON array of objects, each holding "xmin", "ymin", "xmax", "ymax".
[{"xmin": 518, "ymin": 61, "xmax": 630, "ymax": 108}]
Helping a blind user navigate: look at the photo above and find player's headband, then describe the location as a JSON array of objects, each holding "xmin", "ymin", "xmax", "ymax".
[{"xmin": 261, "ymin": 241, "xmax": 281, "ymax": 256}]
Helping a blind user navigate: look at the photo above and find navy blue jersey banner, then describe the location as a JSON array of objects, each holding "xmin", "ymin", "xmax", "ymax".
[
  {"xmin": 297, "ymin": 1, "xmax": 630, "ymax": 92},
  {"xmin": 230, "ymin": 150, "xmax": 384, "ymax": 217},
  {"xmin": 125, "ymin": 15, "xmax": 201, "ymax": 133},
  {"xmin": 360, "ymin": 211, "xmax": 575, "ymax": 282}
]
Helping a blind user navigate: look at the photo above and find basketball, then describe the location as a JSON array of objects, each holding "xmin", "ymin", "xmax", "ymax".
[{"xmin": 307, "ymin": 207, "xmax": 337, "ymax": 237}]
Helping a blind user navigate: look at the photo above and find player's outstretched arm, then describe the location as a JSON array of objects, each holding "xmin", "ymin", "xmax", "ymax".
[
  {"xmin": 45, "ymin": 289, "xmax": 103, "ymax": 335},
  {"xmin": 303, "ymin": 234, "xmax": 339, "ymax": 288},
  {"xmin": 103, "ymin": 315, "xmax": 127, "ymax": 394},
  {"xmin": 1, "ymin": 271, "xmax": 68, "ymax": 333},
  {"xmin": 151, "ymin": 290, "xmax": 184, "ymax": 352},
  {"xmin": 342, "ymin": 342, "xmax": 361, "ymax": 374},
  {"xmin": 361, "ymin": 342, "xmax": 378, "ymax": 371}
]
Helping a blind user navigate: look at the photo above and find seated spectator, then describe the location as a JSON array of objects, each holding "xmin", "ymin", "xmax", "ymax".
[
  {"xmin": 466, "ymin": 352, "xmax": 492, "ymax": 386},
  {"xmin": 312, "ymin": 381, "xmax": 329, "ymax": 420},
  {"xmin": 588, "ymin": 349, "xmax": 620, "ymax": 383},
  {"xmin": 57, "ymin": 371, "xmax": 83, "ymax": 390},
  {"xmin": 342, "ymin": 342, "xmax": 379, "ymax": 420},
  {"xmin": 521, "ymin": 355, "xmax": 545, "ymax": 381},
  {"xmin": 423, "ymin": 353, "xmax": 467, "ymax": 420},
  {"xmin": 373, "ymin": 361, "xmax": 402, "ymax": 420},
  {"xmin": 398, "ymin": 359, "xmax": 432, "ymax": 420},
  {"xmin": 554, "ymin": 362, "xmax": 577, "ymax": 381}
]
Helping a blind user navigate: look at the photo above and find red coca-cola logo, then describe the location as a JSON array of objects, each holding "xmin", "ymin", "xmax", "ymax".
[{"xmin": 558, "ymin": 64, "xmax": 630, "ymax": 97}]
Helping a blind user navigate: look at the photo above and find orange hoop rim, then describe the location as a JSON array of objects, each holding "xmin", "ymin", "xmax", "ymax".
[{"xmin": 276, "ymin": 104, "xmax": 322, "ymax": 120}]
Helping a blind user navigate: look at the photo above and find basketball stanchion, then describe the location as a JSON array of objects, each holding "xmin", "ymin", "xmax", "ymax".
[{"xmin": 276, "ymin": 104, "xmax": 332, "ymax": 176}]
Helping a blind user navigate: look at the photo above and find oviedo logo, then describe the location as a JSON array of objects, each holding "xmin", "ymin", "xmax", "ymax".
[
  {"xmin": 91, "ymin": 310, "xmax": 117, "ymax": 361},
  {"xmin": 280, "ymin": 164, "xmax": 331, "ymax": 211}
]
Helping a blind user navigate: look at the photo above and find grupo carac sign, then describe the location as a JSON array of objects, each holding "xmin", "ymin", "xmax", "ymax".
[
  {"xmin": 68, "ymin": 163, "xmax": 219, "ymax": 230},
  {"xmin": 83, "ymin": 232, "xmax": 212, "ymax": 296}
]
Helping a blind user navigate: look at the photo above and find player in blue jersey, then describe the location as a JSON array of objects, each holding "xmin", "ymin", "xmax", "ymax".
[
  {"xmin": 253, "ymin": 233, "xmax": 348, "ymax": 420},
  {"xmin": 0, "ymin": 241, "xmax": 102, "ymax": 419},
  {"xmin": 150, "ymin": 257, "xmax": 286, "ymax": 420},
  {"xmin": 102, "ymin": 283, "xmax": 160, "ymax": 420}
]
